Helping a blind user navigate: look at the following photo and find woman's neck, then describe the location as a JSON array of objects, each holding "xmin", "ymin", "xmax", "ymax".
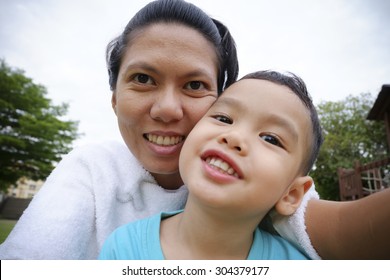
[
  {"xmin": 152, "ymin": 172, "xmax": 184, "ymax": 190},
  {"xmin": 160, "ymin": 200, "xmax": 259, "ymax": 259}
]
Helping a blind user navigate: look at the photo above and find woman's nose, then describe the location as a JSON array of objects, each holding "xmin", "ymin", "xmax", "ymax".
[{"xmin": 150, "ymin": 89, "xmax": 184, "ymax": 122}]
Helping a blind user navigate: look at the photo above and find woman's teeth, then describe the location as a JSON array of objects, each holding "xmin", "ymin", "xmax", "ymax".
[{"xmin": 146, "ymin": 134, "xmax": 183, "ymax": 146}]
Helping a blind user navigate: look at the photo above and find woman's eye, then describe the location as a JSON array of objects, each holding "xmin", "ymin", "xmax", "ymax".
[
  {"xmin": 134, "ymin": 74, "xmax": 153, "ymax": 84},
  {"xmin": 185, "ymin": 81, "xmax": 205, "ymax": 90},
  {"xmin": 214, "ymin": 115, "xmax": 232, "ymax": 124},
  {"xmin": 260, "ymin": 134, "xmax": 282, "ymax": 147}
]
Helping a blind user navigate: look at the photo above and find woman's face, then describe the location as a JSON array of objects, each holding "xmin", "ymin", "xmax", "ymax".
[{"xmin": 112, "ymin": 23, "xmax": 219, "ymax": 189}]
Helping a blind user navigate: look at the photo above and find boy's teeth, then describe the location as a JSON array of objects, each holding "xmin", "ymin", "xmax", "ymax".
[
  {"xmin": 205, "ymin": 156, "xmax": 238, "ymax": 178},
  {"xmin": 146, "ymin": 134, "xmax": 183, "ymax": 146}
]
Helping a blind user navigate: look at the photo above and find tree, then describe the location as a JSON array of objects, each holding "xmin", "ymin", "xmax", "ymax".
[
  {"xmin": 311, "ymin": 92, "xmax": 388, "ymax": 200},
  {"xmin": 0, "ymin": 59, "xmax": 79, "ymax": 191}
]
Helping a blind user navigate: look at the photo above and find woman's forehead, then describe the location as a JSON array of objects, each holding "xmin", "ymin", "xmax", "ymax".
[{"xmin": 123, "ymin": 23, "xmax": 218, "ymax": 67}]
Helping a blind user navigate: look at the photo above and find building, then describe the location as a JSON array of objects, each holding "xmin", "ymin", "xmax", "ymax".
[
  {"xmin": 7, "ymin": 177, "xmax": 44, "ymax": 199},
  {"xmin": 0, "ymin": 178, "xmax": 44, "ymax": 219},
  {"xmin": 338, "ymin": 85, "xmax": 390, "ymax": 200},
  {"xmin": 367, "ymin": 84, "xmax": 390, "ymax": 149}
]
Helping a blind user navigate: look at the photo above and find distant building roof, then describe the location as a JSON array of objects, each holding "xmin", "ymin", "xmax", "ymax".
[{"xmin": 367, "ymin": 84, "xmax": 390, "ymax": 120}]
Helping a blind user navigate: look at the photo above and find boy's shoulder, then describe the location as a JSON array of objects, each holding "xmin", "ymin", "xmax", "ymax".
[
  {"xmin": 249, "ymin": 228, "xmax": 310, "ymax": 260},
  {"xmin": 100, "ymin": 211, "xmax": 181, "ymax": 260}
]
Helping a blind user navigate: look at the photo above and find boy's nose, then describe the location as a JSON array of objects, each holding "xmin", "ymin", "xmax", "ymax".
[{"xmin": 219, "ymin": 130, "xmax": 248, "ymax": 155}]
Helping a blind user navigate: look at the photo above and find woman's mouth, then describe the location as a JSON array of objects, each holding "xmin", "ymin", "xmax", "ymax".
[{"xmin": 144, "ymin": 133, "xmax": 185, "ymax": 146}]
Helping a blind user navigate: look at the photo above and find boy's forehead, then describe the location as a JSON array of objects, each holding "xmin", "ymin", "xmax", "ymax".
[
  {"xmin": 216, "ymin": 78, "xmax": 311, "ymax": 129},
  {"xmin": 219, "ymin": 78, "xmax": 290, "ymax": 104},
  {"xmin": 228, "ymin": 78, "xmax": 287, "ymax": 93},
  {"xmin": 212, "ymin": 80, "xmax": 280, "ymax": 116}
]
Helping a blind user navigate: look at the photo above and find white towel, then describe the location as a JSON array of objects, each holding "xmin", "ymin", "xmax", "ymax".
[
  {"xmin": 271, "ymin": 185, "xmax": 321, "ymax": 259},
  {"xmin": 0, "ymin": 141, "xmax": 188, "ymax": 259}
]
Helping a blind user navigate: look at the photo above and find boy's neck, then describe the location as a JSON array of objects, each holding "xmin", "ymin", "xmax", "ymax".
[{"xmin": 160, "ymin": 199, "xmax": 263, "ymax": 260}]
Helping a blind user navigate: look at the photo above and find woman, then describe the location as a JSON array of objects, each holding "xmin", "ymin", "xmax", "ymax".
[
  {"xmin": 0, "ymin": 0, "xmax": 388, "ymax": 260},
  {"xmin": 0, "ymin": 0, "xmax": 238, "ymax": 260}
]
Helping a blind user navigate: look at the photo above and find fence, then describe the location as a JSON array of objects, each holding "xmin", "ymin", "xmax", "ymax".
[
  {"xmin": 0, "ymin": 197, "xmax": 32, "ymax": 220},
  {"xmin": 338, "ymin": 157, "xmax": 390, "ymax": 201}
]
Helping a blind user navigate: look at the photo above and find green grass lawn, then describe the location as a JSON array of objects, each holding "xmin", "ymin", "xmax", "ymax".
[{"xmin": 0, "ymin": 219, "xmax": 17, "ymax": 244}]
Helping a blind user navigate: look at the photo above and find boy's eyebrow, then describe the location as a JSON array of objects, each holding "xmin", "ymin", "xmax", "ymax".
[
  {"xmin": 214, "ymin": 96, "xmax": 246, "ymax": 111},
  {"xmin": 267, "ymin": 113, "xmax": 299, "ymax": 143},
  {"xmin": 215, "ymin": 96, "xmax": 299, "ymax": 142}
]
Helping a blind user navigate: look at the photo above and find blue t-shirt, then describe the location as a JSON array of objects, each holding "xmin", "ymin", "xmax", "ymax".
[{"xmin": 99, "ymin": 211, "xmax": 309, "ymax": 260}]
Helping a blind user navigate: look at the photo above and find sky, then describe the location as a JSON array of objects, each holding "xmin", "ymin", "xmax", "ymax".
[{"xmin": 1, "ymin": 0, "xmax": 389, "ymax": 147}]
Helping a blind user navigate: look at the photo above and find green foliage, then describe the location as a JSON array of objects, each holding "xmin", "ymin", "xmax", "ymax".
[
  {"xmin": 311, "ymin": 92, "xmax": 388, "ymax": 200},
  {"xmin": 0, "ymin": 59, "xmax": 79, "ymax": 191}
]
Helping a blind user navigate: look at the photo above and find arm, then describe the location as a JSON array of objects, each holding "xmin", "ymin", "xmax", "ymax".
[{"xmin": 306, "ymin": 188, "xmax": 390, "ymax": 259}]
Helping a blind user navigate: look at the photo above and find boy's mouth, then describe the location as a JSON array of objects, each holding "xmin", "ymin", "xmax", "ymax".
[{"xmin": 204, "ymin": 156, "xmax": 239, "ymax": 178}]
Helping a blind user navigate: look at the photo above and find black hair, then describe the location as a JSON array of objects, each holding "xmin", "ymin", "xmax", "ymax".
[
  {"xmin": 106, "ymin": 0, "xmax": 239, "ymax": 94},
  {"xmin": 241, "ymin": 70, "xmax": 324, "ymax": 175}
]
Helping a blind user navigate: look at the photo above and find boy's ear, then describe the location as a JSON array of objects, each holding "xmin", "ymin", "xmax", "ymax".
[
  {"xmin": 111, "ymin": 92, "xmax": 117, "ymax": 115},
  {"xmin": 274, "ymin": 176, "xmax": 313, "ymax": 216}
]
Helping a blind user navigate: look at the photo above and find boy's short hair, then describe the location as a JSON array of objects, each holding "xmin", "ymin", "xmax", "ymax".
[{"xmin": 239, "ymin": 70, "xmax": 324, "ymax": 175}]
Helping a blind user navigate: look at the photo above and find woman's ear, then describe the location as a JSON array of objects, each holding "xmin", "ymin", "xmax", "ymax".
[
  {"xmin": 275, "ymin": 176, "xmax": 313, "ymax": 216},
  {"xmin": 111, "ymin": 92, "xmax": 117, "ymax": 115}
]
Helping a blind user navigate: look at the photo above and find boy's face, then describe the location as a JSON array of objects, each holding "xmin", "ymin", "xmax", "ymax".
[{"xmin": 179, "ymin": 79, "xmax": 312, "ymax": 218}]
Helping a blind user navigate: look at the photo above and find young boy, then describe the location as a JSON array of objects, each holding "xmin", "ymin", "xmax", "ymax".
[{"xmin": 98, "ymin": 70, "xmax": 323, "ymax": 260}]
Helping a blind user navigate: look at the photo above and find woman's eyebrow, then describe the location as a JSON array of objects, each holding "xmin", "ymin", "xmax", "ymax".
[
  {"xmin": 121, "ymin": 62, "xmax": 160, "ymax": 75},
  {"xmin": 182, "ymin": 69, "xmax": 215, "ymax": 80},
  {"xmin": 121, "ymin": 62, "xmax": 216, "ymax": 83}
]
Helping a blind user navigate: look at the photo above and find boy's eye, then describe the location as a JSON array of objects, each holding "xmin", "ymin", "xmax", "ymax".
[
  {"xmin": 213, "ymin": 115, "xmax": 232, "ymax": 124},
  {"xmin": 260, "ymin": 134, "xmax": 282, "ymax": 147},
  {"xmin": 134, "ymin": 74, "xmax": 153, "ymax": 84},
  {"xmin": 185, "ymin": 81, "xmax": 205, "ymax": 90}
]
